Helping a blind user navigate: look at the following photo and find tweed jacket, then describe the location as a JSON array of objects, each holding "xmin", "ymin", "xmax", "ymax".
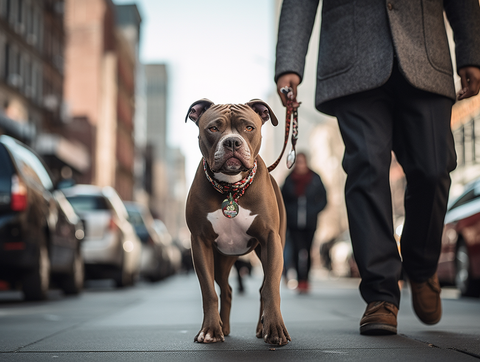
[{"xmin": 275, "ymin": 0, "xmax": 480, "ymax": 116}]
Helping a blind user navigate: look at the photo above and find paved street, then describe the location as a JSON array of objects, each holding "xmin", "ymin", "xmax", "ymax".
[{"xmin": 1, "ymin": 270, "xmax": 480, "ymax": 361}]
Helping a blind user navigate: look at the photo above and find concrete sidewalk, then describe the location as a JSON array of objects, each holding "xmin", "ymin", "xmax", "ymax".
[{"xmin": 1, "ymin": 271, "xmax": 479, "ymax": 361}]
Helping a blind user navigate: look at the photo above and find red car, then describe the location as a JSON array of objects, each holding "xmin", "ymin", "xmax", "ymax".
[{"xmin": 438, "ymin": 180, "xmax": 480, "ymax": 297}]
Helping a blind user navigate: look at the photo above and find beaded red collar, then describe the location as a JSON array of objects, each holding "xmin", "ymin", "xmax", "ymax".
[{"xmin": 203, "ymin": 158, "xmax": 257, "ymax": 218}]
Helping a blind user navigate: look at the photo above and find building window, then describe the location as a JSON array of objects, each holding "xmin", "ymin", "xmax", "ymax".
[
  {"xmin": 7, "ymin": 47, "xmax": 18, "ymax": 87},
  {"xmin": 4, "ymin": 0, "xmax": 11, "ymax": 20},
  {"xmin": 3, "ymin": 42, "xmax": 9, "ymax": 80},
  {"xmin": 36, "ymin": 65, "xmax": 43, "ymax": 105},
  {"xmin": 32, "ymin": 6, "xmax": 41, "ymax": 51},
  {"xmin": 0, "ymin": 0, "xmax": 5, "ymax": 19},
  {"xmin": 16, "ymin": 51, "xmax": 22, "ymax": 86},
  {"xmin": 29, "ymin": 60, "xmax": 36, "ymax": 99},
  {"xmin": 25, "ymin": 1, "xmax": 35, "ymax": 45},
  {"xmin": 24, "ymin": 57, "xmax": 30, "ymax": 93},
  {"xmin": 7, "ymin": 0, "xmax": 15, "ymax": 26},
  {"xmin": 454, "ymin": 116, "xmax": 480, "ymax": 168},
  {"xmin": 17, "ymin": 0, "xmax": 22, "ymax": 23}
]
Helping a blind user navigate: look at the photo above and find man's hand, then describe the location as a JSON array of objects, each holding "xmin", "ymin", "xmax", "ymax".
[
  {"xmin": 276, "ymin": 73, "xmax": 301, "ymax": 107},
  {"xmin": 457, "ymin": 66, "xmax": 480, "ymax": 100}
]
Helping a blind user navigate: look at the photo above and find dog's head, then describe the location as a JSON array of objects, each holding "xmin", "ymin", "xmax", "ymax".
[{"xmin": 186, "ymin": 99, "xmax": 278, "ymax": 178}]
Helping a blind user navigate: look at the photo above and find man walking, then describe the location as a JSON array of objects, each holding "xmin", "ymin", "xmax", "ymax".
[{"xmin": 275, "ymin": 0, "xmax": 480, "ymax": 335}]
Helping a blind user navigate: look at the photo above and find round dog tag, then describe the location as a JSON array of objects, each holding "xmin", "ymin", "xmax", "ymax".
[{"xmin": 222, "ymin": 194, "xmax": 239, "ymax": 219}]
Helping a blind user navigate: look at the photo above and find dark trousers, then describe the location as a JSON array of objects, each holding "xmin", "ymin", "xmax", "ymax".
[
  {"xmin": 331, "ymin": 63, "xmax": 456, "ymax": 307},
  {"xmin": 289, "ymin": 228, "xmax": 316, "ymax": 282}
]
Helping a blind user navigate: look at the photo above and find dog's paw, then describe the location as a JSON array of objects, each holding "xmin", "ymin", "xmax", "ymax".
[
  {"xmin": 255, "ymin": 315, "xmax": 264, "ymax": 339},
  {"xmin": 256, "ymin": 325, "xmax": 263, "ymax": 339},
  {"xmin": 262, "ymin": 318, "xmax": 291, "ymax": 346},
  {"xmin": 194, "ymin": 327, "xmax": 225, "ymax": 343}
]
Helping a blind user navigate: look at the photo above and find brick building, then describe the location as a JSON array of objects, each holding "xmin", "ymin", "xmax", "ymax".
[
  {"xmin": 0, "ymin": 0, "xmax": 88, "ymax": 181},
  {"xmin": 64, "ymin": 0, "xmax": 140, "ymax": 200}
]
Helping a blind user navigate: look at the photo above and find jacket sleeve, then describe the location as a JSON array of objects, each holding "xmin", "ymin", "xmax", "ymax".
[
  {"xmin": 274, "ymin": 0, "xmax": 320, "ymax": 82},
  {"xmin": 444, "ymin": 0, "xmax": 480, "ymax": 71}
]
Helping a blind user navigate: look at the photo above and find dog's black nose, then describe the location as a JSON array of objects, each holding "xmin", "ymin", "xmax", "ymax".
[{"xmin": 223, "ymin": 137, "xmax": 243, "ymax": 151}]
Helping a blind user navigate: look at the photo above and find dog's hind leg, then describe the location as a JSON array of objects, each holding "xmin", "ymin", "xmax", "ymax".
[{"xmin": 214, "ymin": 252, "xmax": 237, "ymax": 337}]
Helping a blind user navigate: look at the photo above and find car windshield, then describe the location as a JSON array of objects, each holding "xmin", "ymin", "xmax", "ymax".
[
  {"xmin": 449, "ymin": 189, "xmax": 478, "ymax": 211},
  {"xmin": 66, "ymin": 195, "xmax": 109, "ymax": 212},
  {"xmin": 127, "ymin": 209, "xmax": 145, "ymax": 227}
]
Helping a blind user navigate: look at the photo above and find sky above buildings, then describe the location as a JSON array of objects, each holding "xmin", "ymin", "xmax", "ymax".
[{"xmin": 113, "ymin": 0, "xmax": 276, "ymax": 183}]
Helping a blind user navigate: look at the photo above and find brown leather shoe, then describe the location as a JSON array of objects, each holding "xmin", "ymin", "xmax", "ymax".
[
  {"xmin": 360, "ymin": 301, "xmax": 398, "ymax": 335},
  {"xmin": 409, "ymin": 273, "xmax": 442, "ymax": 325}
]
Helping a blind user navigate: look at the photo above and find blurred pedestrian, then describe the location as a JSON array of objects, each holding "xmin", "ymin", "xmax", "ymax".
[
  {"xmin": 233, "ymin": 256, "xmax": 252, "ymax": 294},
  {"xmin": 275, "ymin": 1, "xmax": 480, "ymax": 335},
  {"xmin": 319, "ymin": 237, "xmax": 335, "ymax": 272},
  {"xmin": 281, "ymin": 152, "xmax": 327, "ymax": 294}
]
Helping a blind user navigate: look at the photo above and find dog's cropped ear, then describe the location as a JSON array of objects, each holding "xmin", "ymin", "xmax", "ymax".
[
  {"xmin": 246, "ymin": 99, "xmax": 278, "ymax": 126},
  {"xmin": 185, "ymin": 99, "xmax": 214, "ymax": 125}
]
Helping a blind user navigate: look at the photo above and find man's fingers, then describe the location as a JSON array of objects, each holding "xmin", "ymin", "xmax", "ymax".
[
  {"xmin": 276, "ymin": 73, "xmax": 301, "ymax": 107},
  {"xmin": 458, "ymin": 66, "xmax": 480, "ymax": 100},
  {"xmin": 291, "ymin": 82, "xmax": 299, "ymax": 102},
  {"xmin": 468, "ymin": 74, "xmax": 480, "ymax": 97},
  {"xmin": 276, "ymin": 86, "xmax": 288, "ymax": 106},
  {"xmin": 277, "ymin": 90, "xmax": 288, "ymax": 107},
  {"xmin": 458, "ymin": 68, "xmax": 469, "ymax": 100}
]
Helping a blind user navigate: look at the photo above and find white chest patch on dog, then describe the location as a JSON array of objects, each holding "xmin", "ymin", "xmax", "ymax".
[{"xmin": 207, "ymin": 206, "xmax": 257, "ymax": 255}]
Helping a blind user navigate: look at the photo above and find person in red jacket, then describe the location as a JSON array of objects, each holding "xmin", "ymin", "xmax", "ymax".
[{"xmin": 281, "ymin": 153, "xmax": 327, "ymax": 294}]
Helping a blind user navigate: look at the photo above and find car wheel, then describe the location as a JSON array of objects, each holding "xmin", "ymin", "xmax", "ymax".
[
  {"xmin": 149, "ymin": 264, "xmax": 162, "ymax": 283},
  {"xmin": 130, "ymin": 270, "xmax": 137, "ymax": 286},
  {"xmin": 60, "ymin": 248, "xmax": 84, "ymax": 295},
  {"xmin": 22, "ymin": 236, "xmax": 50, "ymax": 301},
  {"xmin": 114, "ymin": 255, "xmax": 129, "ymax": 288},
  {"xmin": 455, "ymin": 242, "xmax": 480, "ymax": 297}
]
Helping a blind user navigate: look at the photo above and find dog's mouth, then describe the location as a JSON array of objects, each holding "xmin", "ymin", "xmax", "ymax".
[
  {"xmin": 219, "ymin": 157, "xmax": 250, "ymax": 175},
  {"xmin": 225, "ymin": 157, "xmax": 242, "ymax": 168}
]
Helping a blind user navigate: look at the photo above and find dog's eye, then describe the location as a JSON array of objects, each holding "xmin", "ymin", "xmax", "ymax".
[
  {"xmin": 209, "ymin": 126, "xmax": 219, "ymax": 133},
  {"xmin": 245, "ymin": 126, "xmax": 254, "ymax": 132}
]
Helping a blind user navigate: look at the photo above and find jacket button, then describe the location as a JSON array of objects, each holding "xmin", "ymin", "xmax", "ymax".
[{"xmin": 387, "ymin": 3, "xmax": 394, "ymax": 10}]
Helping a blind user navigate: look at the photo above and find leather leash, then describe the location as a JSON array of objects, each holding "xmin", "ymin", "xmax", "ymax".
[{"xmin": 267, "ymin": 87, "xmax": 299, "ymax": 172}]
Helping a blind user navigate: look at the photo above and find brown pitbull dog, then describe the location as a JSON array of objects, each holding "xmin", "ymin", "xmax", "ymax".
[{"xmin": 185, "ymin": 98, "xmax": 291, "ymax": 346}]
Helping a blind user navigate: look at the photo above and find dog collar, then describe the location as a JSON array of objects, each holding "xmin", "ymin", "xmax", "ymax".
[{"xmin": 203, "ymin": 158, "xmax": 257, "ymax": 218}]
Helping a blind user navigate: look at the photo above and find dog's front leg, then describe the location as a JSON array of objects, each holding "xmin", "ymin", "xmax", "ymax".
[
  {"xmin": 259, "ymin": 231, "xmax": 291, "ymax": 346},
  {"xmin": 191, "ymin": 236, "xmax": 224, "ymax": 343},
  {"xmin": 214, "ymin": 254, "xmax": 237, "ymax": 337}
]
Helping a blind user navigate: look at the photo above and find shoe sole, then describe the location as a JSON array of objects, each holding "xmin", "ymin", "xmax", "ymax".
[
  {"xmin": 360, "ymin": 323, "xmax": 397, "ymax": 336},
  {"xmin": 414, "ymin": 312, "xmax": 441, "ymax": 325}
]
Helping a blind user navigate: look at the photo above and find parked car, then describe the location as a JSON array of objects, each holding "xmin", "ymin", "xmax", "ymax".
[
  {"xmin": 0, "ymin": 135, "xmax": 85, "ymax": 300},
  {"xmin": 153, "ymin": 219, "xmax": 182, "ymax": 276},
  {"xmin": 124, "ymin": 202, "xmax": 170, "ymax": 282},
  {"xmin": 61, "ymin": 185, "xmax": 141, "ymax": 287},
  {"xmin": 438, "ymin": 180, "xmax": 480, "ymax": 297},
  {"xmin": 174, "ymin": 236, "xmax": 194, "ymax": 273}
]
